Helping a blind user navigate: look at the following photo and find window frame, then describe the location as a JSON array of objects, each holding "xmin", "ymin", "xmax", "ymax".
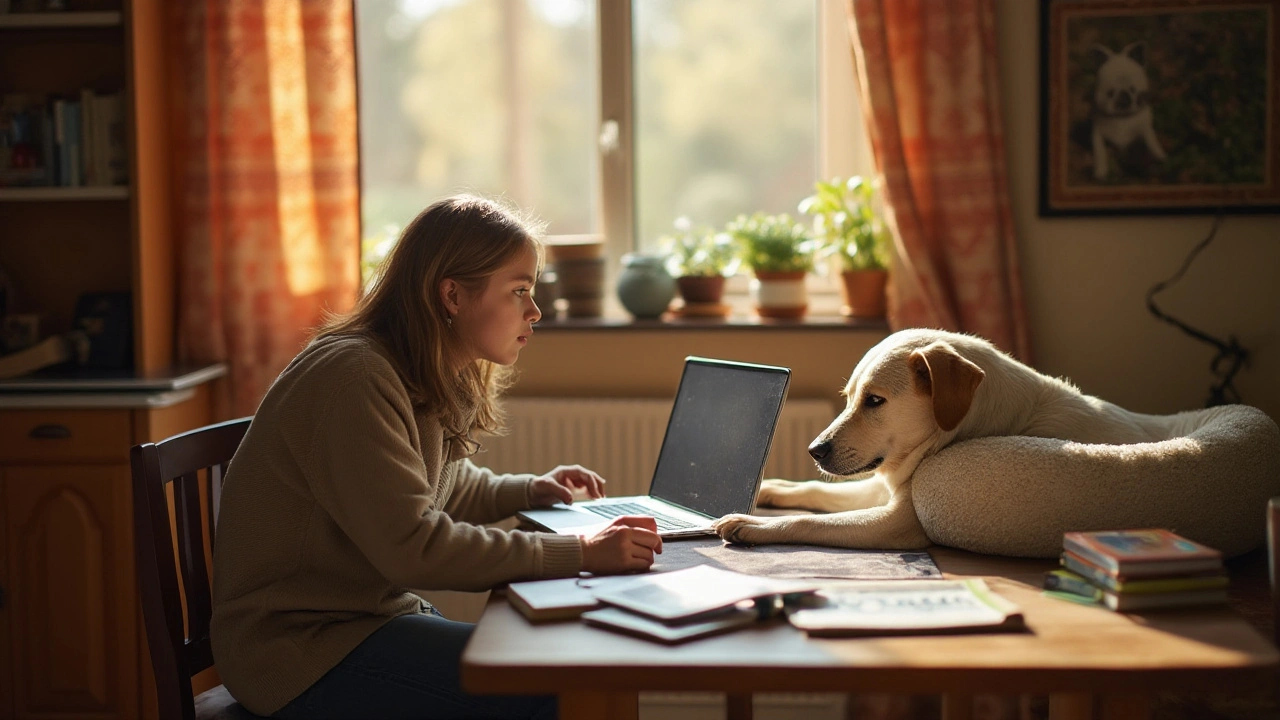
[{"xmin": 595, "ymin": 0, "xmax": 871, "ymax": 307}]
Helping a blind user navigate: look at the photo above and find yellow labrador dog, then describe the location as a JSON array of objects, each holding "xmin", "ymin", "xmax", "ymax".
[{"xmin": 711, "ymin": 328, "xmax": 1192, "ymax": 549}]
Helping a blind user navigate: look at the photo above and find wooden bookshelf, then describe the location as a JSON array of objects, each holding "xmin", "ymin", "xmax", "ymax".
[
  {"xmin": 0, "ymin": 11, "xmax": 122, "ymax": 28},
  {"xmin": 0, "ymin": 2, "xmax": 218, "ymax": 719},
  {"xmin": 0, "ymin": 185, "xmax": 128, "ymax": 200}
]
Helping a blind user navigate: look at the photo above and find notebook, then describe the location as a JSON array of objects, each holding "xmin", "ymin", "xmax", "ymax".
[{"xmin": 516, "ymin": 356, "xmax": 791, "ymax": 538}]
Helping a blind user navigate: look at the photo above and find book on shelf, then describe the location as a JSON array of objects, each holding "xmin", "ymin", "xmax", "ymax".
[
  {"xmin": 1, "ymin": 90, "xmax": 126, "ymax": 189},
  {"xmin": 589, "ymin": 564, "xmax": 818, "ymax": 624},
  {"xmin": 0, "ymin": 93, "xmax": 54, "ymax": 187},
  {"xmin": 1059, "ymin": 552, "xmax": 1228, "ymax": 593},
  {"xmin": 784, "ymin": 579, "xmax": 1025, "ymax": 637},
  {"xmin": 1062, "ymin": 529, "xmax": 1223, "ymax": 578}
]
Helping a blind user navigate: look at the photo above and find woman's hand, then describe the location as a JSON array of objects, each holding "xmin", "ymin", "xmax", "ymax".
[
  {"xmin": 527, "ymin": 464, "xmax": 607, "ymax": 507},
  {"xmin": 581, "ymin": 516, "xmax": 663, "ymax": 574}
]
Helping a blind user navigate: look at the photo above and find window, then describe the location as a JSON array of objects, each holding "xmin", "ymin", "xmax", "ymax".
[{"xmin": 355, "ymin": 0, "xmax": 870, "ymax": 289}]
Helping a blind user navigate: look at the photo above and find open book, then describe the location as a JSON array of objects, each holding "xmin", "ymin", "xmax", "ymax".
[{"xmin": 785, "ymin": 579, "xmax": 1025, "ymax": 637}]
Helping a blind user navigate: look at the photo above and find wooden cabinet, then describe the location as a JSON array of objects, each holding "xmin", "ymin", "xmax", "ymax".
[
  {"xmin": 1, "ymin": 2, "xmax": 217, "ymax": 718},
  {"xmin": 2, "ymin": 462, "xmax": 137, "ymax": 719},
  {"xmin": 0, "ymin": 386, "xmax": 219, "ymax": 720}
]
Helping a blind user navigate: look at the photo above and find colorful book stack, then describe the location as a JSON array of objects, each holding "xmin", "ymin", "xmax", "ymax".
[{"xmin": 1043, "ymin": 529, "xmax": 1228, "ymax": 611}]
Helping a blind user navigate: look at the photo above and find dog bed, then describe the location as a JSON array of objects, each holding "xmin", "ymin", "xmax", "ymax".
[{"xmin": 911, "ymin": 404, "xmax": 1280, "ymax": 558}]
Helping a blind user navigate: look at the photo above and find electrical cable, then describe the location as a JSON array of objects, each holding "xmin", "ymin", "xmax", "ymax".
[{"xmin": 1144, "ymin": 213, "xmax": 1249, "ymax": 407}]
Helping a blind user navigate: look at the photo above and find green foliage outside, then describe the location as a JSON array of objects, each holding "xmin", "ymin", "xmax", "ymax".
[
  {"xmin": 361, "ymin": 225, "xmax": 399, "ymax": 286},
  {"xmin": 658, "ymin": 217, "xmax": 741, "ymax": 278},
  {"xmin": 725, "ymin": 212, "xmax": 815, "ymax": 274},
  {"xmin": 798, "ymin": 176, "xmax": 890, "ymax": 272}
]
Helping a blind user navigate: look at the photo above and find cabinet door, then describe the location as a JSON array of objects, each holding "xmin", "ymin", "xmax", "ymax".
[
  {"xmin": 0, "ymin": 473, "xmax": 10, "ymax": 720},
  {"xmin": 3, "ymin": 465, "xmax": 137, "ymax": 720}
]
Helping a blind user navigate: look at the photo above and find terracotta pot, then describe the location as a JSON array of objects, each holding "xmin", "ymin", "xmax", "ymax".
[
  {"xmin": 839, "ymin": 269, "xmax": 888, "ymax": 318},
  {"xmin": 750, "ymin": 270, "xmax": 808, "ymax": 319},
  {"xmin": 676, "ymin": 275, "xmax": 726, "ymax": 304},
  {"xmin": 554, "ymin": 257, "xmax": 606, "ymax": 318},
  {"xmin": 544, "ymin": 234, "xmax": 604, "ymax": 263}
]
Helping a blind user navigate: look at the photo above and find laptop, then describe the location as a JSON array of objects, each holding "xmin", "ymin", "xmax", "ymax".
[{"xmin": 516, "ymin": 356, "xmax": 791, "ymax": 538}]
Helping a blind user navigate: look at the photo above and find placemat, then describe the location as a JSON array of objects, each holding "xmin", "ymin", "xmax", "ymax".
[{"xmin": 650, "ymin": 537, "xmax": 940, "ymax": 579}]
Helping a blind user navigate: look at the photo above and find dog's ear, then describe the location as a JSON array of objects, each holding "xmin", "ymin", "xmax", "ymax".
[
  {"xmin": 908, "ymin": 341, "xmax": 986, "ymax": 432},
  {"xmin": 1121, "ymin": 41, "xmax": 1147, "ymax": 66},
  {"xmin": 1092, "ymin": 43, "xmax": 1115, "ymax": 66}
]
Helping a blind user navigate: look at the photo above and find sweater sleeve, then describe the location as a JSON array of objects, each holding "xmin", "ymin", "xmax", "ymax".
[
  {"xmin": 302, "ymin": 367, "xmax": 582, "ymax": 591},
  {"xmin": 443, "ymin": 458, "xmax": 536, "ymax": 524}
]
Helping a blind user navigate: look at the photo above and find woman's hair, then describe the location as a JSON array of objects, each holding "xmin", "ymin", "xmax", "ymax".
[{"xmin": 316, "ymin": 194, "xmax": 545, "ymax": 442}]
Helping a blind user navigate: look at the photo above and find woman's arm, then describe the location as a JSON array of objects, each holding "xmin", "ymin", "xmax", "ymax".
[{"xmin": 303, "ymin": 369, "xmax": 582, "ymax": 591}]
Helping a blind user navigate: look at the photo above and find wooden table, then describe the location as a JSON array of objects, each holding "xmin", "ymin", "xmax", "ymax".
[{"xmin": 461, "ymin": 547, "xmax": 1278, "ymax": 720}]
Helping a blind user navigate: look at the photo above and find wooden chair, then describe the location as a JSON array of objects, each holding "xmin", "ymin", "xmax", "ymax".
[{"xmin": 131, "ymin": 417, "xmax": 264, "ymax": 720}]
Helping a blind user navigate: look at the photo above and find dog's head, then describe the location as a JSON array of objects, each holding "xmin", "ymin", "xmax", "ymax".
[
  {"xmin": 1093, "ymin": 42, "xmax": 1152, "ymax": 117},
  {"xmin": 809, "ymin": 330, "xmax": 986, "ymax": 480}
]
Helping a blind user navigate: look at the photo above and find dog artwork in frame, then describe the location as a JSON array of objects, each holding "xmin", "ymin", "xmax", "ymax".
[{"xmin": 1038, "ymin": 0, "xmax": 1280, "ymax": 215}]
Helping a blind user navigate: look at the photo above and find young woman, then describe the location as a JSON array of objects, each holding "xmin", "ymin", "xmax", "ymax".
[{"xmin": 211, "ymin": 195, "xmax": 662, "ymax": 720}]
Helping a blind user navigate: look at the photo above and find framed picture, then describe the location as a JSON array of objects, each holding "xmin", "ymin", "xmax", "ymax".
[{"xmin": 1038, "ymin": 0, "xmax": 1280, "ymax": 216}]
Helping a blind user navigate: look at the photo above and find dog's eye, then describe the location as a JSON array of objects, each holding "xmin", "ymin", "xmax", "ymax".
[{"xmin": 863, "ymin": 394, "xmax": 885, "ymax": 408}]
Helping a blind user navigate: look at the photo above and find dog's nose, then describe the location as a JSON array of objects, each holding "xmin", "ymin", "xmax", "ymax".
[{"xmin": 808, "ymin": 440, "xmax": 832, "ymax": 462}]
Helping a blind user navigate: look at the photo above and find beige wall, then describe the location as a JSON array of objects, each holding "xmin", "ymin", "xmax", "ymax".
[
  {"xmin": 997, "ymin": 0, "xmax": 1279, "ymax": 419},
  {"xmin": 511, "ymin": 328, "xmax": 887, "ymax": 403},
  {"xmin": 514, "ymin": 1, "xmax": 1279, "ymax": 424}
]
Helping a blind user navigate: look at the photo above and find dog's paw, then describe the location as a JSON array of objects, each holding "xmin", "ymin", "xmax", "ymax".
[
  {"xmin": 755, "ymin": 479, "xmax": 795, "ymax": 507},
  {"xmin": 712, "ymin": 514, "xmax": 778, "ymax": 546}
]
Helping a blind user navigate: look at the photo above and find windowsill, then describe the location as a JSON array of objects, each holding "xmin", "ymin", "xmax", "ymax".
[{"xmin": 533, "ymin": 314, "xmax": 889, "ymax": 332}]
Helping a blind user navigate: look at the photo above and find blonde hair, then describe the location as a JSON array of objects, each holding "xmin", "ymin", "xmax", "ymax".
[{"xmin": 317, "ymin": 194, "xmax": 545, "ymax": 443}]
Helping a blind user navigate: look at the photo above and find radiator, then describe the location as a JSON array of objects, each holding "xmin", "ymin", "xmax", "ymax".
[{"xmin": 476, "ymin": 397, "xmax": 838, "ymax": 496}]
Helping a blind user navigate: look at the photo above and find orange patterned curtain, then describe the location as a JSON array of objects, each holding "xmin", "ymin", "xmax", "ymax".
[
  {"xmin": 175, "ymin": 0, "xmax": 360, "ymax": 415},
  {"xmin": 847, "ymin": 0, "xmax": 1031, "ymax": 360}
]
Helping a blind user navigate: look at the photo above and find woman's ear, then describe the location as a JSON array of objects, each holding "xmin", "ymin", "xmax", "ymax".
[{"xmin": 439, "ymin": 278, "xmax": 461, "ymax": 316}]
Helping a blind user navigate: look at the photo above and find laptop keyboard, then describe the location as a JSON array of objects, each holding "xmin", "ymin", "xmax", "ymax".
[{"xmin": 582, "ymin": 501, "xmax": 697, "ymax": 532}]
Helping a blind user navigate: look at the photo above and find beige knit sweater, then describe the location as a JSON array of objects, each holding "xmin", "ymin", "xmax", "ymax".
[{"xmin": 210, "ymin": 335, "xmax": 584, "ymax": 715}]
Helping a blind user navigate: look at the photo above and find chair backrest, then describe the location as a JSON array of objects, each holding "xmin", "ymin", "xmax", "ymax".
[{"xmin": 131, "ymin": 417, "xmax": 252, "ymax": 720}]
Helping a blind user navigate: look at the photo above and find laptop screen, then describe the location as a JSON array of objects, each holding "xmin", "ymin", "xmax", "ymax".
[{"xmin": 648, "ymin": 358, "xmax": 791, "ymax": 518}]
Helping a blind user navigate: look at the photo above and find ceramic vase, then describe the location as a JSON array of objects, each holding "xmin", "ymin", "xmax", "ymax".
[{"xmin": 617, "ymin": 253, "xmax": 676, "ymax": 319}]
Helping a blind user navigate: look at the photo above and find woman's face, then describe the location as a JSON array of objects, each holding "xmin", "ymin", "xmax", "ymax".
[{"xmin": 451, "ymin": 244, "xmax": 542, "ymax": 367}]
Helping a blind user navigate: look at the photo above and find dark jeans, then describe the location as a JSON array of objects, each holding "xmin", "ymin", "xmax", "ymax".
[{"xmin": 275, "ymin": 608, "xmax": 557, "ymax": 720}]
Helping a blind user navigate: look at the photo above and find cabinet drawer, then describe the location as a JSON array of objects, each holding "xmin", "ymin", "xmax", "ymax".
[{"xmin": 0, "ymin": 409, "xmax": 133, "ymax": 463}]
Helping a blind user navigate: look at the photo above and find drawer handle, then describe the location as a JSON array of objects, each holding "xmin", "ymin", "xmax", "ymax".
[{"xmin": 29, "ymin": 424, "xmax": 72, "ymax": 440}]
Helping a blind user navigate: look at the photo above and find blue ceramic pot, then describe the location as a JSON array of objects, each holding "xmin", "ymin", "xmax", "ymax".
[{"xmin": 617, "ymin": 253, "xmax": 675, "ymax": 319}]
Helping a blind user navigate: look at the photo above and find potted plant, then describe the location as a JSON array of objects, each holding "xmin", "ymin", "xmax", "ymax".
[
  {"xmin": 726, "ymin": 212, "xmax": 816, "ymax": 319},
  {"xmin": 799, "ymin": 176, "xmax": 892, "ymax": 319},
  {"xmin": 659, "ymin": 217, "xmax": 740, "ymax": 316}
]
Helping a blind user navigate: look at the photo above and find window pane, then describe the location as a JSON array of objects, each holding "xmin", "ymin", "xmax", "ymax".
[
  {"xmin": 355, "ymin": 0, "xmax": 599, "ymax": 275},
  {"xmin": 633, "ymin": 0, "xmax": 818, "ymax": 252}
]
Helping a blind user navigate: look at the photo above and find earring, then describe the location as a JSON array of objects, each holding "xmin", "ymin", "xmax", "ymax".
[{"xmin": 446, "ymin": 315, "xmax": 453, "ymax": 328}]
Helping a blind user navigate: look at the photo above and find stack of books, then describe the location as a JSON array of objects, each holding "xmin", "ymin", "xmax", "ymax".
[{"xmin": 1043, "ymin": 529, "xmax": 1229, "ymax": 611}]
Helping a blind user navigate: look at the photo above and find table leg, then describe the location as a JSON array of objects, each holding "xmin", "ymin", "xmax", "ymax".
[
  {"xmin": 726, "ymin": 693, "xmax": 753, "ymax": 720},
  {"xmin": 1099, "ymin": 692, "xmax": 1150, "ymax": 720},
  {"xmin": 941, "ymin": 693, "xmax": 974, "ymax": 720},
  {"xmin": 559, "ymin": 691, "xmax": 638, "ymax": 720},
  {"xmin": 1048, "ymin": 693, "xmax": 1095, "ymax": 720}
]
